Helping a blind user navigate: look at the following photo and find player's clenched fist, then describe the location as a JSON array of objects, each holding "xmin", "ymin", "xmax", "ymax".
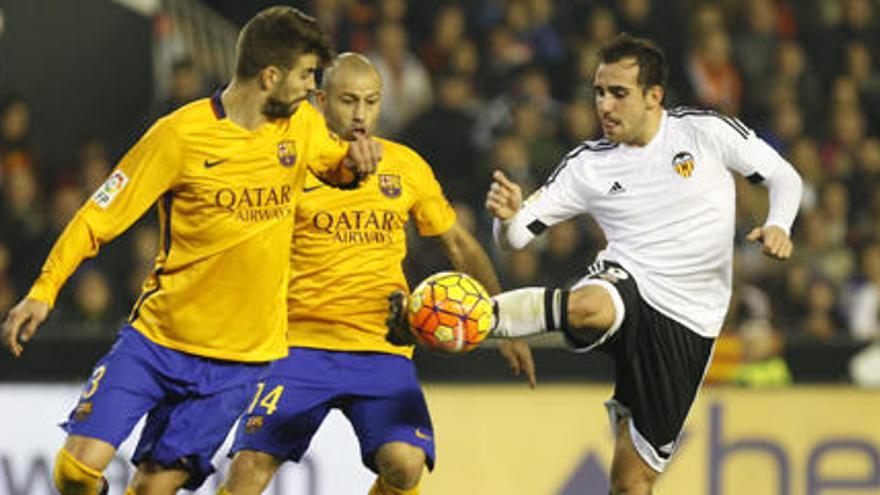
[
  {"xmin": 486, "ymin": 170, "xmax": 523, "ymax": 221},
  {"xmin": 344, "ymin": 131, "xmax": 382, "ymax": 180},
  {"xmin": 746, "ymin": 225, "xmax": 794, "ymax": 260}
]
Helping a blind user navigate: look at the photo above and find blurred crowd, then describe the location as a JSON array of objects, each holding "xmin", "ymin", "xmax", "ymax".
[{"xmin": 1, "ymin": 0, "xmax": 879, "ymax": 381}]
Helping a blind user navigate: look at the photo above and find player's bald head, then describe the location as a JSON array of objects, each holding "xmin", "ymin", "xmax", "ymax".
[
  {"xmin": 321, "ymin": 52, "xmax": 382, "ymax": 95},
  {"xmin": 316, "ymin": 52, "xmax": 383, "ymax": 140}
]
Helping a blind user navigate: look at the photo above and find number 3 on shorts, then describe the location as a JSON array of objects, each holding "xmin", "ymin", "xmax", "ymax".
[
  {"xmin": 82, "ymin": 365, "xmax": 107, "ymax": 400},
  {"xmin": 246, "ymin": 382, "xmax": 285, "ymax": 415}
]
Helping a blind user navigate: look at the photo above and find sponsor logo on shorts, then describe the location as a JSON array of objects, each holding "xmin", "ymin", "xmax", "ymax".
[
  {"xmin": 415, "ymin": 428, "xmax": 433, "ymax": 442},
  {"xmin": 245, "ymin": 415, "xmax": 264, "ymax": 434},
  {"xmin": 91, "ymin": 170, "xmax": 129, "ymax": 209},
  {"xmin": 73, "ymin": 402, "xmax": 93, "ymax": 422}
]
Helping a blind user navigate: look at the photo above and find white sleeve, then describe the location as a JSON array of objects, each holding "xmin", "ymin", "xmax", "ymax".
[
  {"xmin": 761, "ymin": 159, "xmax": 802, "ymax": 235},
  {"xmin": 493, "ymin": 155, "xmax": 592, "ymax": 250},
  {"xmin": 707, "ymin": 114, "xmax": 786, "ymax": 181},
  {"xmin": 705, "ymin": 114, "xmax": 802, "ymax": 234}
]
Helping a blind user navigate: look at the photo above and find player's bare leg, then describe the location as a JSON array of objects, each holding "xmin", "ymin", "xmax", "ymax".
[
  {"xmin": 610, "ymin": 418, "xmax": 659, "ymax": 495},
  {"xmin": 218, "ymin": 450, "xmax": 283, "ymax": 495},
  {"xmin": 370, "ymin": 442, "xmax": 425, "ymax": 494},
  {"xmin": 126, "ymin": 461, "xmax": 189, "ymax": 495},
  {"xmin": 54, "ymin": 435, "xmax": 115, "ymax": 495}
]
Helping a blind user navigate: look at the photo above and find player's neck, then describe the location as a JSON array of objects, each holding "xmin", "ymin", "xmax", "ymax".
[
  {"xmin": 628, "ymin": 109, "xmax": 663, "ymax": 147},
  {"xmin": 221, "ymin": 79, "xmax": 269, "ymax": 131}
]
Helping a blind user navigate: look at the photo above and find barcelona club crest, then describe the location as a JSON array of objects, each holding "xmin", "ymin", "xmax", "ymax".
[
  {"xmin": 277, "ymin": 140, "xmax": 297, "ymax": 167},
  {"xmin": 378, "ymin": 174, "xmax": 402, "ymax": 198},
  {"xmin": 672, "ymin": 151, "xmax": 695, "ymax": 178}
]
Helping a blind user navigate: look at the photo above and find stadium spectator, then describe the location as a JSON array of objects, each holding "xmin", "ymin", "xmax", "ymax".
[
  {"xmin": 686, "ymin": 29, "xmax": 742, "ymax": 114},
  {"xmin": 418, "ymin": 4, "xmax": 467, "ymax": 74},
  {"xmin": 150, "ymin": 56, "xmax": 208, "ymax": 120},
  {"xmin": 403, "ymin": 72, "xmax": 482, "ymax": 210},
  {"xmin": 0, "ymin": 94, "xmax": 36, "ymax": 179},
  {"xmin": 734, "ymin": 318, "xmax": 792, "ymax": 387},
  {"xmin": 848, "ymin": 243, "xmax": 880, "ymax": 341},
  {"xmin": 801, "ymin": 275, "xmax": 846, "ymax": 341},
  {"xmin": 369, "ymin": 22, "xmax": 433, "ymax": 136}
]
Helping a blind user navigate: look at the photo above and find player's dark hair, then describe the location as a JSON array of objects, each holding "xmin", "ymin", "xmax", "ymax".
[
  {"xmin": 235, "ymin": 6, "xmax": 335, "ymax": 80},
  {"xmin": 599, "ymin": 33, "xmax": 668, "ymax": 92}
]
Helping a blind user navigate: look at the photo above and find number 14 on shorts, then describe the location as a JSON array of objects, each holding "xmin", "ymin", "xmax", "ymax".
[{"xmin": 247, "ymin": 382, "xmax": 285, "ymax": 415}]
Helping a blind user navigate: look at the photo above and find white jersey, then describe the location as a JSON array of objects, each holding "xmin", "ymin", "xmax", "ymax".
[{"xmin": 508, "ymin": 108, "xmax": 795, "ymax": 338}]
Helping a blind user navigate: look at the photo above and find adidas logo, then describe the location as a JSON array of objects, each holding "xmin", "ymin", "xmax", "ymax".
[{"xmin": 608, "ymin": 181, "xmax": 626, "ymax": 195}]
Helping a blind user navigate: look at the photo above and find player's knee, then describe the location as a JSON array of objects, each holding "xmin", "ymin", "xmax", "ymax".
[
  {"xmin": 567, "ymin": 286, "xmax": 616, "ymax": 334},
  {"xmin": 129, "ymin": 461, "xmax": 190, "ymax": 494},
  {"xmin": 53, "ymin": 448, "xmax": 105, "ymax": 495},
  {"xmin": 610, "ymin": 474, "xmax": 656, "ymax": 495},
  {"xmin": 376, "ymin": 443, "xmax": 425, "ymax": 489},
  {"xmin": 222, "ymin": 450, "xmax": 281, "ymax": 495}
]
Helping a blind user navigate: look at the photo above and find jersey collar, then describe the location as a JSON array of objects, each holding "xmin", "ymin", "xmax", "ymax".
[{"xmin": 210, "ymin": 85, "xmax": 227, "ymax": 120}]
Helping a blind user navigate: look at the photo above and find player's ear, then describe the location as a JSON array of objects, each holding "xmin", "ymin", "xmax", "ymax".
[
  {"xmin": 646, "ymin": 84, "xmax": 664, "ymax": 109},
  {"xmin": 259, "ymin": 66, "xmax": 282, "ymax": 91},
  {"xmin": 314, "ymin": 90, "xmax": 328, "ymax": 110}
]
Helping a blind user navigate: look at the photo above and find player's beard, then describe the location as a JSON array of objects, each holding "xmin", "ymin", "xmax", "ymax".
[{"xmin": 262, "ymin": 96, "xmax": 301, "ymax": 120}]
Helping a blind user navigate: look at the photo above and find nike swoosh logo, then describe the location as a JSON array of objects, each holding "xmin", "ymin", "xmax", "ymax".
[
  {"xmin": 414, "ymin": 428, "xmax": 433, "ymax": 441},
  {"xmin": 204, "ymin": 159, "xmax": 228, "ymax": 168},
  {"xmin": 302, "ymin": 184, "xmax": 324, "ymax": 193}
]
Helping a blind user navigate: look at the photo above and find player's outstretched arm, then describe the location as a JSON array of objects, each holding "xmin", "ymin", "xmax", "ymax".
[
  {"xmin": 438, "ymin": 222, "xmax": 501, "ymax": 294},
  {"xmin": 2, "ymin": 298, "xmax": 50, "ymax": 357}
]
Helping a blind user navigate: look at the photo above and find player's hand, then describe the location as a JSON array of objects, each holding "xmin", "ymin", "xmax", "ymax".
[
  {"xmin": 2, "ymin": 298, "xmax": 50, "ymax": 358},
  {"xmin": 485, "ymin": 170, "xmax": 523, "ymax": 221},
  {"xmin": 386, "ymin": 290, "xmax": 417, "ymax": 346},
  {"xmin": 498, "ymin": 338, "xmax": 536, "ymax": 389},
  {"xmin": 746, "ymin": 225, "xmax": 793, "ymax": 260},
  {"xmin": 343, "ymin": 131, "xmax": 381, "ymax": 181}
]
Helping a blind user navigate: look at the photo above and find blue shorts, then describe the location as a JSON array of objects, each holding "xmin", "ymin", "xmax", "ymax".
[
  {"xmin": 231, "ymin": 347, "xmax": 435, "ymax": 472},
  {"xmin": 61, "ymin": 326, "xmax": 269, "ymax": 490}
]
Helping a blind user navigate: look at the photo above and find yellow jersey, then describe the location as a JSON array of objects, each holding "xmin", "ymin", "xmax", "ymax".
[
  {"xmin": 27, "ymin": 93, "xmax": 349, "ymax": 362},
  {"xmin": 287, "ymin": 138, "xmax": 456, "ymax": 357}
]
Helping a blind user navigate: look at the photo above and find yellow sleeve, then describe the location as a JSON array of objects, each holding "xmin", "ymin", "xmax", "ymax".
[
  {"xmin": 299, "ymin": 102, "xmax": 356, "ymax": 186},
  {"xmin": 409, "ymin": 149, "xmax": 456, "ymax": 237},
  {"xmin": 27, "ymin": 119, "xmax": 182, "ymax": 307}
]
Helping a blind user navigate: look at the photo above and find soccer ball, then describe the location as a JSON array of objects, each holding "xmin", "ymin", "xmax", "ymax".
[{"xmin": 408, "ymin": 272, "xmax": 494, "ymax": 353}]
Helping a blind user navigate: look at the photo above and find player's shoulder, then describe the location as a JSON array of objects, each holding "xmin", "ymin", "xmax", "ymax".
[
  {"xmin": 293, "ymin": 99, "xmax": 321, "ymax": 120},
  {"xmin": 560, "ymin": 138, "xmax": 620, "ymax": 166},
  {"xmin": 377, "ymin": 137, "xmax": 431, "ymax": 171},
  {"xmin": 154, "ymin": 97, "xmax": 216, "ymax": 139},
  {"xmin": 377, "ymin": 137, "xmax": 420, "ymax": 160},
  {"xmin": 164, "ymin": 97, "xmax": 214, "ymax": 124},
  {"xmin": 666, "ymin": 105, "xmax": 751, "ymax": 140},
  {"xmin": 542, "ymin": 139, "xmax": 617, "ymax": 185}
]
